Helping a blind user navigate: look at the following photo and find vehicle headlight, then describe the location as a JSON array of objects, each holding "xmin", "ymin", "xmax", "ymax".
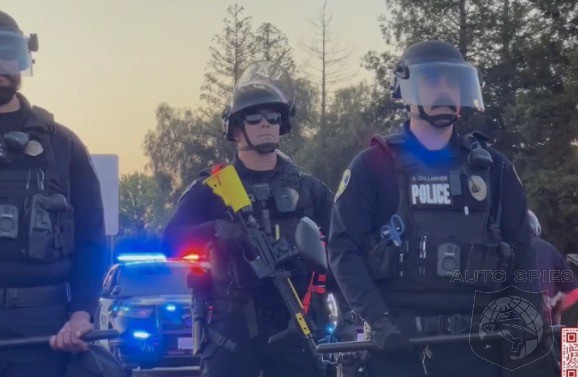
[{"xmin": 117, "ymin": 306, "xmax": 154, "ymax": 318}]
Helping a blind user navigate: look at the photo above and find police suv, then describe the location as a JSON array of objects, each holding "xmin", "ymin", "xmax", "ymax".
[{"xmin": 97, "ymin": 253, "xmax": 200, "ymax": 376}]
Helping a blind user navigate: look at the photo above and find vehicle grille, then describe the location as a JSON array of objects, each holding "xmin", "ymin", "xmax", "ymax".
[{"xmin": 159, "ymin": 306, "xmax": 192, "ymax": 331}]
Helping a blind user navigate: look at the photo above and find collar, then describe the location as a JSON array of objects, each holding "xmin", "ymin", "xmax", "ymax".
[
  {"xmin": 17, "ymin": 93, "xmax": 52, "ymax": 132},
  {"xmin": 400, "ymin": 121, "xmax": 462, "ymax": 162},
  {"xmin": 232, "ymin": 151, "xmax": 293, "ymax": 178}
]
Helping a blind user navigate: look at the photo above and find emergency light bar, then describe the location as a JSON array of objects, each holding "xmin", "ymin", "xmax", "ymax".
[{"xmin": 117, "ymin": 253, "xmax": 167, "ymax": 262}]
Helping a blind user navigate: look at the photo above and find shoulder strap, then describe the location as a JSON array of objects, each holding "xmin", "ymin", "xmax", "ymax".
[
  {"xmin": 462, "ymin": 131, "xmax": 490, "ymax": 150},
  {"xmin": 51, "ymin": 132, "xmax": 71, "ymax": 199},
  {"xmin": 30, "ymin": 107, "xmax": 72, "ymax": 198}
]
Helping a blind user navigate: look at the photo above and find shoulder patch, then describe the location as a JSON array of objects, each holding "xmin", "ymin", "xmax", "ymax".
[{"xmin": 334, "ymin": 169, "xmax": 351, "ymax": 203}]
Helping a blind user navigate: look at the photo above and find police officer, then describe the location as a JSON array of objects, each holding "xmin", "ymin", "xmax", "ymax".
[
  {"xmin": 528, "ymin": 210, "xmax": 578, "ymax": 324},
  {"xmin": 328, "ymin": 40, "xmax": 553, "ymax": 376},
  {"xmin": 163, "ymin": 61, "xmax": 333, "ymax": 377},
  {"xmin": 0, "ymin": 11, "xmax": 107, "ymax": 377}
]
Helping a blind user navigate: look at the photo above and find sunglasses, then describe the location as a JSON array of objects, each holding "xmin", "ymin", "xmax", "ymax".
[{"xmin": 243, "ymin": 111, "xmax": 282, "ymax": 125}]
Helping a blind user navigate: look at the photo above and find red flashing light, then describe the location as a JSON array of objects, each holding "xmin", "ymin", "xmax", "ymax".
[
  {"xmin": 190, "ymin": 265, "xmax": 208, "ymax": 276},
  {"xmin": 183, "ymin": 253, "xmax": 200, "ymax": 262}
]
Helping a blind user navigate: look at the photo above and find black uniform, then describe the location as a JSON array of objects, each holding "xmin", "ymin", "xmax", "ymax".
[
  {"xmin": 0, "ymin": 94, "xmax": 107, "ymax": 377},
  {"xmin": 329, "ymin": 123, "xmax": 554, "ymax": 377},
  {"xmin": 163, "ymin": 153, "xmax": 333, "ymax": 377}
]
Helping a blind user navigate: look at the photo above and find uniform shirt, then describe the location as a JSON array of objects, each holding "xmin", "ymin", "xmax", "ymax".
[
  {"xmin": 0, "ymin": 94, "xmax": 107, "ymax": 315},
  {"xmin": 329, "ymin": 122, "xmax": 539, "ymax": 325},
  {"xmin": 534, "ymin": 237, "xmax": 578, "ymax": 297}
]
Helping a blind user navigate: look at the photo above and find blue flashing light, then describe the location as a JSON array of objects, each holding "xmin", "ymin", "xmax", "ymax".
[
  {"xmin": 133, "ymin": 330, "xmax": 152, "ymax": 340},
  {"xmin": 117, "ymin": 253, "xmax": 166, "ymax": 262},
  {"xmin": 326, "ymin": 323, "xmax": 336, "ymax": 334},
  {"xmin": 165, "ymin": 304, "xmax": 176, "ymax": 312}
]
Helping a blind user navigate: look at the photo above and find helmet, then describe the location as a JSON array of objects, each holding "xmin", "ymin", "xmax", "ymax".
[
  {"xmin": 0, "ymin": 12, "xmax": 19, "ymax": 31},
  {"xmin": 391, "ymin": 40, "xmax": 484, "ymax": 112},
  {"xmin": 222, "ymin": 61, "xmax": 296, "ymax": 142},
  {"xmin": 0, "ymin": 11, "xmax": 38, "ymax": 75},
  {"xmin": 528, "ymin": 210, "xmax": 542, "ymax": 237}
]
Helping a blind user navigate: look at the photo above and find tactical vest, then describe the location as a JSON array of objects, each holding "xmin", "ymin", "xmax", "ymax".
[
  {"xmin": 238, "ymin": 160, "xmax": 315, "ymax": 292},
  {"xmin": 0, "ymin": 108, "xmax": 74, "ymax": 263},
  {"xmin": 367, "ymin": 132, "xmax": 512, "ymax": 294}
]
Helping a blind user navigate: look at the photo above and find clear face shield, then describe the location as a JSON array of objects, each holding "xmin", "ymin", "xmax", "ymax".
[
  {"xmin": 231, "ymin": 61, "xmax": 296, "ymax": 115},
  {"xmin": 0, "ymin": 30, "xmax": 36, "ymax": 76},
  {"xmin": 395, "ymin": 62, "xmax": 485, "ymax": 112}
]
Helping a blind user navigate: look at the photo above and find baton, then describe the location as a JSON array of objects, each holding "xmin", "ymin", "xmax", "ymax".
[
  {"xmin": 317, "ymin": 325, "xmax": 563, "ymax": 353},
  {"xmin": 0, "ymin": 329, "xmax": 119, "ymax": 350}
]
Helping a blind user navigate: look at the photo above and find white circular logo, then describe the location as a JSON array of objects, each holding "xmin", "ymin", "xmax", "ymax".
[{"xmin": 468, "ymin": 175, "xmax": 487, "ymax": 201}]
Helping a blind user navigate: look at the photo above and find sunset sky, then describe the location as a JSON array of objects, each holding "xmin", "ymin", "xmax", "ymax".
[{"xmin": 3, "ymin": 0, "xmax": 388, "ymax": 174}]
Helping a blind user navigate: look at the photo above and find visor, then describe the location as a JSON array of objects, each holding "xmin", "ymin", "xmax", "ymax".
[
  {"xmin": 232, "ymin": 61, "xmax": 296, "ymax": 113},
  {"xmin": 397, "ymin": 62, "xmax": 484, "ymax": 111},
  {"xmin": 0, "ymin": 30, "xmax": 33, "ymax": 76}
]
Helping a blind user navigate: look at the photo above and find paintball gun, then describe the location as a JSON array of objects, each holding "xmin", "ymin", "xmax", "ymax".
[{"xmin": 203, "ymin": 164, "xmax": 328, "ymax": 371}]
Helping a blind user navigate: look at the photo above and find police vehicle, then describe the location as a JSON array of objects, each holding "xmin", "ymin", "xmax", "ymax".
[{"xmin": 97, "ymin": 253, "xmax": 200, "ymax": 376}]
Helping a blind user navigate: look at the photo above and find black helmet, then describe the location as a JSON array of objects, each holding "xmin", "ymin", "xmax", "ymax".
[
  {"xmin": 391, "ymin": 40, "xmax": 484, "ymax": 112},
  {"xmin": 222, "ymin": 61, "xmax": 296, "ymax": 142},
  {"xmin": 0, "ymin": 11, "xmax": 20, "ymax": 32},
  {"xmin": 0, "ymin": 11, "xmax": 38, "ymax": 75}
]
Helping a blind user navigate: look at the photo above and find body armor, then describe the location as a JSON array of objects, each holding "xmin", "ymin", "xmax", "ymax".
[
  {"xmin": 0, "ymin": 107, "xmax": 74, "ymax": 263},
  {"xmin": 366, "ymin": 132, "xmax": 513, "ymax": 304},
  {"xmin": 214, "ymin": 158, "xmax": 315, "ymax": 295}
]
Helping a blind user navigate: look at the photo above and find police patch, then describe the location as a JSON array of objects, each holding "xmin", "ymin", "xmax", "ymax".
[
  {"xmin": 409, "ymin": 175, "xmax": 452, "ymax": 206},
  {"xmin": 468, "ymin": 175, "xmax": 487, "ymax": 201},
  {"xmin": 24, "ymin": 140, "xmax": 43, "ymax": 156},
  {"xmin": 334, "ymin": 169, "xmax": 351, "ymax": 203}
]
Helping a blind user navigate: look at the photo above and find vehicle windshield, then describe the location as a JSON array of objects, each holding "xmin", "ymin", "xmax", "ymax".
[{"xmin": 118, "ymin": 262, "xmax": 191, "ymax": 296}]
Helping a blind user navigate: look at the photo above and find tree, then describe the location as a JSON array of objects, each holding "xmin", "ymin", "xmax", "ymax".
[
  {"xmin": 119, "ymin": 172, "xmax": 170, "ymax": 235},
  {"xmin": 295, "ymin": 81, "xmax": 399, "ymax": 191},
  {"xmin": 507, "ymin": 2, "xmax": 578, "ymax": 252},
  {"xmin": 200, "ymin": 4, "xmax": 255, "ymax": 115},
  {"xmin": 254, "ymin": 23, "xmax": 296, "ymax": 74},
  {"xmin": 143, "ymin": 103, "xmax": 234, "ymax": 197},
  {"xmin": 301, "ymin": 0, "xmax": 353, "ymax": 128}
]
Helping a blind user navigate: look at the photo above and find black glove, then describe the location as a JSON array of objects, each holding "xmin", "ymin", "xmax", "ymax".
[
  {"xmin": 214, "ymin": 220, "xmax": 243, "ymax": 241},
  {"xmin": 370, "ymin": 314, "xmax": 413, "ymax": 355}
]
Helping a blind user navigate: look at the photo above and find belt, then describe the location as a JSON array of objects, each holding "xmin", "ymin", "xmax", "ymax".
[
  {"xmin": 415, "ymin": 314, "xmax": 472, "ymax": 335},
  {"xmin": 0, "ymin": 284, "xmax": 69, "ymax": 309}
]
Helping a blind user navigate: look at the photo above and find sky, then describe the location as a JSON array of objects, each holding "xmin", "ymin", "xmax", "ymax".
[{"xmin": 3, "ymin": 0, "xmax": 388, "ymax": 174}]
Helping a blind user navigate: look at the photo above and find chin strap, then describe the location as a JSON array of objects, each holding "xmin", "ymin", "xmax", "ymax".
[
  {"xmin": 408, "ymin": 105, "xmax": 459, "ymax": 128},
  {"xmin": 238, "ymin": 126, "xmax": 279, "ymax": 154}
]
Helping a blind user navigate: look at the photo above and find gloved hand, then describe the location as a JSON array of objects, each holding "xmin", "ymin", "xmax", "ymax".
[
  {"xmin": 214, "ymin": 220, "xmax": 243, "ymax": 241},
  {"xmin": 370, "ymin": 314, "xmax": 413, "ymax": 355}
]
